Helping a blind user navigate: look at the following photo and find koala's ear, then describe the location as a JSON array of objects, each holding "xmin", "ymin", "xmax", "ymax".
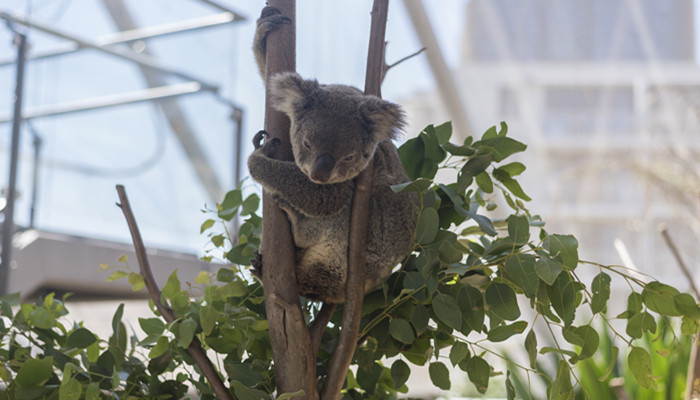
[
  {"xmin": 269, "ymin": 72, "xmax": 319, "ymax": 117},
  {"xmin": 360, "ymin": 97, "xmax": 406, "ymax": 142}
]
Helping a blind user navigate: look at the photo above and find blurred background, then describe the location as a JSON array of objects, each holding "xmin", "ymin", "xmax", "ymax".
[{"xmin": 0, "ymin": 0, "xmax": 699, "ymax": 398}]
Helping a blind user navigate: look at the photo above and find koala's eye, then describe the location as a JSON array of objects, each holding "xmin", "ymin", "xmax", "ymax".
[
  {"xmin": 303, "ymin": 140, "xmax": 312, "ymax": 150},
  {"xmin": 342, "ymin": 154, "xmax": 355, "ymax": 162}
]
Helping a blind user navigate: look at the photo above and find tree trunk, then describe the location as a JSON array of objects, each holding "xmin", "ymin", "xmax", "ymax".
[
  {"xmin": 259, "ymin": 2, "xmax": 319, "ymax": 399},
  {"xmin": 260, "ymin": 1, "xmax": 391, "ymax": 398}
]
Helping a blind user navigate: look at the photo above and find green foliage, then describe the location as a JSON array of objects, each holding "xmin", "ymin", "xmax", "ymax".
[
  {"xmin": 508, "ymin": 318, "xmax": 691, "ymax": 400},
  {"xmin": 1, "ymin": 122, "xmax": 697, "ymax": 399},
  {"xmin": 348, "ymin": 121, "xmax": 697, "ymax": 398},
  {"xmin": 0, "ymin": 186, "xmax": 268, "ymax": 399}
]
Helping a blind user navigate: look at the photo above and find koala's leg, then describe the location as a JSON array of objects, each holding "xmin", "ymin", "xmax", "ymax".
[
  {"xmin": 296, "ymin": 246, "xmax": 347, "ymax": 303},
  {"xmin": 247, "ymin": 152, "xmax": 353, "ymax": 217},
  {"xmin": 253, "ymin": 6, "xmax": 291, "ymax": 80},
  {"xmin": 250, "ymin": 250, "xmax": 263, "ymax": 278}
]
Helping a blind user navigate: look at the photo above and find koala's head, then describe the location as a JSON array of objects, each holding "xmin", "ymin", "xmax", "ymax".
[{"xmin": 270, "ymin": 72, "xmax": 405, "ymax": 184}]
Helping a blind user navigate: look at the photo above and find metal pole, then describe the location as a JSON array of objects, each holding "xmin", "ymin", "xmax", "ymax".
[
  {"xmin": 232, "ymin": 107, "xmax": 243, "ymax": 188},
  {"xmin": 0, "ymin": 12, "xmax": 241, "ymax": 67},
  {"xmin": 1, "ymin": 31, "xmax": 28, "ymax": 296},
  {"xmin": 27, "ymin": 124, "xmax": 41, "ymax": 228},
  {"xmin": 230, "ymin": 107, "xmax": 243, "ymax": 240}
]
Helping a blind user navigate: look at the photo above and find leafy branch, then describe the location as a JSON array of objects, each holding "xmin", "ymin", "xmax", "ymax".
[{"xmin": 115, "ymin": 184, "xmax": 232, "ymax": 400}]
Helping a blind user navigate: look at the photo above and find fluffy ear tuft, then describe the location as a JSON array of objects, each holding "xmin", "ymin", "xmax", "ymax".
[
  {"xmin": 269, "ymin": 72, "xmax": 319, "ymax": 117},
  {"xmin": 360, "ymin": 97, "xmax": 406, "ymax": 142}
]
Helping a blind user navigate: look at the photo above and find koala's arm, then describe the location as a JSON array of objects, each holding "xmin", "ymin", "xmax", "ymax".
[
  {"xmin": 253, "ymin": 7, "xmax": 291, "ymax": 81},
  {"xmin": 248, "ymin": 150, "xmax": 353, "ymax": 217}
]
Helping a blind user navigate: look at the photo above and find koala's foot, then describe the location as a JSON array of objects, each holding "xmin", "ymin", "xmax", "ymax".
[
  {"xmin": 253, "ymin": 130, "xmax": 280, "ymax": 158},
  {"xmin": 254, "ymin": 6, "xmax": 292, "ymax": 79},
  {"xmin": 250, "ymin": 250, "xmax": 263, "ymax": 279}
]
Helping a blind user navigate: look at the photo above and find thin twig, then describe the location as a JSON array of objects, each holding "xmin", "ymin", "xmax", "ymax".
[
  {"xmin": 384, "ymin": 46, "xmax": 426, "ymax": 76},
  {"xmin": 115, "ymin": 185, "xmax": 233, "ymax": 400},
  {"xmin": 659, "ymin": 223, "xmax": 700, "ymax": 298}
]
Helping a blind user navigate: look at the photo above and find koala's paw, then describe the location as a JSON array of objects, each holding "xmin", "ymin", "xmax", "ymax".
[
  {"xmin": 253, "ymin": 130, "xmax": 281, "ymax": 158},
  {"xmin": 250, "ymin": 250, "xmax": 263, "ymax": 279},
  {"xmin": 252, "ymin": 130, "xmax": 267, "ymax": 149},
  {"xmin": 257, "ymin": 6, "xmax": 291, "ymax": 41}
]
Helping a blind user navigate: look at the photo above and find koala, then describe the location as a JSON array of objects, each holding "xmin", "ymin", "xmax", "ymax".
[{"xmin": 248, "ymin": 7, "xmax": 416, "ymax": 303}]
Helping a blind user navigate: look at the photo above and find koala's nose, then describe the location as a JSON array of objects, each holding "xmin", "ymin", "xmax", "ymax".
[{"xmin": 310, "ymin": 154, "xmax": 334, "ymax": 183}]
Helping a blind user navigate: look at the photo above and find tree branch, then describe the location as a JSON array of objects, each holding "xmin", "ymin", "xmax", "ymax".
[
  {"xmin": 659, "ymin": 224, "xmax": 700, "ymax": 298},
  {"xmin": 115, "ymin": 184, "xmax": 232, "ymax": 400},
  {"xmin": 385, "ymin": 47, "xmax": 426, "ymax": 79},
  {"xmin": 320, "ymin": 1, "xmax": 390, "ymax": 398},
  {"xmin": 310, "ymin": 303, "xmax": 337, "ymax": 355}
]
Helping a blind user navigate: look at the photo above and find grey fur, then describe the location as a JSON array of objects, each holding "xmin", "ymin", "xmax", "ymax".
[{"xmin": 248, "ymin": 8, "xmax": 416, "ymax": 303}]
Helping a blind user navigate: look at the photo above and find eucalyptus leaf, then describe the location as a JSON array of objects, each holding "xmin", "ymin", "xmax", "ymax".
[
  {"xmin": 458, "ymin": 285, "xmax": 485, "ymax": 333},
  {"xmin": 416, "ymin": 207, "xmax": 440, "ymax": 244},
  {"xmin": 429, "ymin": 362, "xmax": 451, "ymax": 390},
  {"xmin": 562, "ymin": 325, "xmax": 599, "ymax": 362},
  {"xmin": 525, "ymin": 329, "xmax": 537, "ymax": 369},
  {"xmin": 474, "ymin": 136, "xmax": 526, "ymax": 162},
  {"xmin": 547, "ymin": 272, "xmax": 576, "ymax": 326},
  {"xmin": 178, "ymin": 318, "xmax": 198, "ymax": 348},
  {"xmin": 139, "ymin": 318, "xmax": 165, "ymax": 336},
  {"xmin": 15, "ymin": 357, "xmax": 54, "ymax": 388},
  {"xmin": 548, "ymin": 361, "xmax": 574, "ymax": 400},
  {"xmin": 642, "ymin": 281, "xmax": 681, "ymax": 316},
  {"xmin": 389, "ymin": 318, "xmax": 415, "ymax": 344},
  {"xmin": 391, "ymin": 359, "xmax": 411, "ymax": 389},
  {"xmin": 535, "ymin": 258, "xmax": 562, "ymax": 286},
  {"xmin": 507, "ymin": 215, "xmax": 530, "ymax": 245},
  {"xmin": 496, "ymin": 162, "xmax": 526, "ymax": 177},
  {"xmin": 434, "ymin": 121, "xmax": 453, "ymax": 144},
  {"xmin": 504, "ymin": 254, "xmax": 538, "ymax": 299},
  {"xmin": 590, "ymin": 272, "xmax": 611, "ymax": 314},
  {"xmin": 487, "ymin": 321, "xmax": 527, "ymax": 342},
  {"xmin": 433, "ymin": 293, "xmax": 462, "ymax": 331},
  {"xmin": 66, "ymin": 328, "xmax": 97, "ymax": 349},
  {"xmin": 449, "ymin": 342, "xmax": 470, "ymax": 366},
  {"xmin": 460, "ymin": 154, "xmax": 494, "ymax": 181},
  {"xmin": 466, "ymin": 356, "xmax": 490, "ymax": 394},
  {"xmin": 475, "ymin": 172, "xmax": 493, "ymax": 193},
  {"xmin": 543, "ymin": 234, "xmax": 579, "ymax": 269},
  {"xmin": 628, "ymin": 346, "xmax": 656, "ymax": 390},
  {"xmin": 411, "ymin": 304, "xmax": 430, "ymax": 336},
  {"xmin": 492, "ymin": 170, "xmax": 531, "ymax": 201},
  {"xmin": 675, "ymin": 293, "xmax": 700, "ymax": 320},
  {"xmin": 391, "ymin": 178, "xmax": 433, "ymax": 193},
  {"xmin": 486, "ymin": 282, "xmax": 520, "ymax": 321}
]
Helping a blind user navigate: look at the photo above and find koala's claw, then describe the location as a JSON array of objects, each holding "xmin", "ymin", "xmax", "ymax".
[
  {"xmin": 252, "ymin": 130, "xmax": 280, "ymax": 157},
  {"xmin": 257, "ymin": 6, "xmax": 291, "ymax": 34},
  {"xmin": 250, "ymin": 250, "xmax": 263, "ymax": 279},
  {"xmin": 253, "ymin": 130, "xmax": 268, "ymax": 149}
]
